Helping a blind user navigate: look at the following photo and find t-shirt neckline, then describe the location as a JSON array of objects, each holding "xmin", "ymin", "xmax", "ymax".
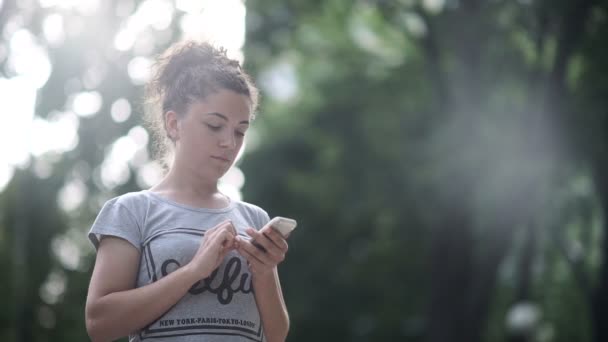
[{"xmin": 143, "ymin": 190, "xmax": 236, "ymax": 213}]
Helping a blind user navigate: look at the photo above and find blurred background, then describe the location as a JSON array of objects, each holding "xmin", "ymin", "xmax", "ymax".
[{"xmin": 1, "ymin": 0, "xmax": 607, "ymax": 341}]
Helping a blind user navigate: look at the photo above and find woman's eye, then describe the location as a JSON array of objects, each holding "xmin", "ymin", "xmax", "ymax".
[
  {"xmin": 206, "ymin": 123, "xmax": 221, "ymax": 131},
  {"xmin": 235, "ymin": 131, "xmax": 245, "ymax": 137}
]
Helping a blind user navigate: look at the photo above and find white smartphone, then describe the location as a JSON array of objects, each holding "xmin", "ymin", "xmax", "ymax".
[
  {"xmin": 251, "ymin": 216, "xmax": 297, "ymax": 251},
  {"xmin": 265, "ymin": 216, "xmax": 297, "ymax": 238}
]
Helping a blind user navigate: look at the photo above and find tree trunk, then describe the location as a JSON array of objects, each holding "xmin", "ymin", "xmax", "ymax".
[
  {"xmin": 508, "ymin": 222, "xmax": 537, "ymax": 342},
  {"xmin": 463, "ymin": 224, "xmax": 514, "ymax": 342},
  {"xmin": 591, "ymin": 160, "xmax": 608, "ymax": 342},
  {"xmin": 426, "ymin": 207, "xmax": 475, "ymax": 342},
  {"xmin": 11, "ymin": 172, "xmax": 33, "ymax": 342}
]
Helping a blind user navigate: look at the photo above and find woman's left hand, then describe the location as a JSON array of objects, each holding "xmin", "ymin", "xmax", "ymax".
[{"xmin": 237, "ymin": 227, "xmax": 289, "ymax": 277}]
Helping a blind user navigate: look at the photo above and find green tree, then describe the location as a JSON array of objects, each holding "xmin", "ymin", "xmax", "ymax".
[
  {"xmin": 242, "ymin": 1, "xmax": 607, "ymax": 342},
  {"xmin": 0, "ymin": 1, "xmax": 606, "ymax": 342}
]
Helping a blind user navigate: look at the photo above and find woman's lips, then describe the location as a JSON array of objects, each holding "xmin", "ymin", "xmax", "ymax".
[{"xmin": 211, "ymin": 156, "xmax": 231, "ymax": 163}]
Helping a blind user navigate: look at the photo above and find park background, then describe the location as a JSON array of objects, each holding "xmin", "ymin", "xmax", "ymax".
[{"xmin": 1, "ymin": 0, "xmax": 607, "ymax": 341}]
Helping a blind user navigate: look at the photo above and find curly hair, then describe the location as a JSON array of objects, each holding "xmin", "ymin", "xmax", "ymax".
[{"xmin": 144, "ymin": 40, "xmax": 259, "ymax": 168}]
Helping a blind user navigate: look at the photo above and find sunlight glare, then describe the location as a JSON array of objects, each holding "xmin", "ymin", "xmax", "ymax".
[
  {"xmin": 175, "ymin": 0, "xmax": 206, "ymax": 13},
  {"xmin": 99, "ymin": 136, "xmax": 137, "ymax": 189},
  {"xmin": 0, "ymin": 77, "xmax": 36, "ymax": 167},
  {"xmin": 111, "ymin": 136, "xmax": 139, "ymax": 164},
  {"xmin": 114, "ymin": 0, "xmax": 174, "ymax": 52},
  {"xmin": 128, "ymin": 126, "xmax": 151, "ymax": 168},
  {"xmin": 42, "ymin": 13, "xmax": 65, "ymax": 46},
  {"xmin": 33, "ymin": 158, "xmax": 53, "ymax": 179},
  {"xmin": 113, "ymin": 28, "xmax": 136, "ymax": 51},
  {"xmin": 128, "ymin": 126, "xmax": 150, "ymax": 149},
  {"xmin": 506, "ymin": 302, "xmax": 541, "ymax": 334},
  {"xmin": 71, "ymin": 91, "xmax": 103, "ymax": 117},
  {"xmin": 3, "ymin": 15, "xmax": 24, "ymax": 41},
  {"xmin": 0, "ymin": 163, "xmax": 14, "ymax": 192},
  {"xmin": 57, "ymin": 178, "xmax": 87, "ymax": 212},
  {"xmin": 115, "ymin": 0, "xmax": 135, "ymax": 17},
  {"xmin": 100, "ymin": 160, "xmax": 130, "ymax": 190},
  {"xmin": 111, "ymin": 98, "xmax": 132, "ymax": 123},
  {"xmin": 30, "ymin": 112, "xmax": 79, "ymax": 157},
  {"xmin": 219, "ymin": 181, "xmax": 242, "ymax": 202},
  {"xmin": 422, "ymin": 0, "xmax": 445, "ymax": 14},
  {"xmin": 259, "ymin": 61, "xmax": 299, "ymax": 102},
  {"xmin": 39, "ymin": 270, "xmax": 66, "ymax": 305},
  {"xmin": 136, "ymin": 161, "xmax": 164, "ymax": 188},
  {"xmin": 401, "ymin": 12, "xmax": 427, "ymax": 38},
  {"xmin": 349, "ymin": 16, "xmax": 383, "ymax": 53},
  {"xmin": 135, "ymin": 0, "xmax": 174, "ymax": 31},
  {"xmin": 38, "ymin": 0, "xmax": 100, "ymax": 16},
  {"xmin": 8, "ymin": 29, "xmax": 52, "ymax": 89},
  {"xmin": 52, "ymin": 235, "xmax": 82, "ymax": 270},
  {"xmin": 127, "ymin": 56, "xmax": 152, "ymax": 85},
  {"xmin": 179, "ymin": 0, "xmax": 245, "ymax": 58},
  {"xmin": 220, "ymin": 166, "xmax": 245, "ymax": 189}
]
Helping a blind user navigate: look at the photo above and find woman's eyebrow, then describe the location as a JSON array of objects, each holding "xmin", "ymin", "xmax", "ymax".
[{"xmin": 205, "ymin": 112, "xmax": 249, "ymax": 125}]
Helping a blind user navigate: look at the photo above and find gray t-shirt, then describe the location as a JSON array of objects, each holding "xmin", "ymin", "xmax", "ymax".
[{"xmin": 88, "ymin": 190, "xmax": 270, "ymax": 342}]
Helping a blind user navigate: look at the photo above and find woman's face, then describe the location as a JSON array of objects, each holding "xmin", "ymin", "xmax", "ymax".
[{"xmin": 172, "ymin": 89, "xmax": 251, "ymax": 180}]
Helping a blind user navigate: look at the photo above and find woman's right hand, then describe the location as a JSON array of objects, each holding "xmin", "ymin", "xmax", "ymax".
[{"xmin": 187, "ymin": 220, "xmax": 239, "ymax": 278}]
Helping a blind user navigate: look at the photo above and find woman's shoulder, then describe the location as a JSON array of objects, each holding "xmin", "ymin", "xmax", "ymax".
[
  {"xmin": 232, "ymin": 199, "xmax": 270, "ymax": 224},
  {"xmin": 104, "ymin": 190, "xmax": 150, "ymax": 210},
  {"xmin": 232, "ymin": 199, "xmax": 267, "ymax": 215}
]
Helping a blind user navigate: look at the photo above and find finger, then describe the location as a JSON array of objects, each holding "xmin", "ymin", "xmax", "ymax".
[
  {"xmin": 225, "ymin": 230, "xmax": 238, "ymax": 247},
  {"xmin": 220, "ymin": 221, "xmax": 237, "ymax": 235},
  {"xmin": 217, "ymin": 235, "xmax": 237, "ymax": 260},
  {"xmin": 237, "ymin": 236, "xmax": 274, "ymax": 265},
  {"xmin": 218, "ymin": 220, "xmax": 236, "ymax": 232},
  {"xmin": 238, "ymin": 241, "xmax": 268, "ymax": 268},
  {"xmin": 209, "ymin": 220, "xmax": 232, "ymax": 233},
  {"xmin": 247, "ymin": 228, "xmax": 287, "ymax": 260},
  {"xmin": 230, "ymin": 225, "xmax": 237, "ymax": 236},
  {"xmin": 259, "ymin": 227, "xmax": 288, "ymax": 252},
  {"xmin": 245, "ymin": 228, "xmax": 281, "ymax": 259},
  {"xmin": 213, "ymin": 230, "xmax": 236, "ymax": 250},
  {"xmin": 202, "ymin": 226, "xmax": 221, "ymax": 244}
]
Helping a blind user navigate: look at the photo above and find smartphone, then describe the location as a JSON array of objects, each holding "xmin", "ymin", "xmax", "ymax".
[
  {"xmin": 251, "ymin": 216, "xmax": 297, "ymax": 251},
  {"xmin": 265, "ymin": 216, "xmax": 297, "ymax": 238}
]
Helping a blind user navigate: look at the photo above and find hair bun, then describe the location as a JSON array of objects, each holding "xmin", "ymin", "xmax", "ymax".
[{"xmin": 153, "ymin": 41, "xmax": 232, "ymax": 95}]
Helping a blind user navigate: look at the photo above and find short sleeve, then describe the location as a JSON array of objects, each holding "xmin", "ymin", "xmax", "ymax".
[
  {"xmin": 88, "ymin": 199, "xmax": 143, "ymax": 252},
  {"xmin": 256, "ymin": 208, "xmax": 271, "ymax": 230}
]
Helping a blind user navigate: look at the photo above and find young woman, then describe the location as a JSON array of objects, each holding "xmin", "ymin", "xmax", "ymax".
[{"xmin": 85, "ymin": 41, "xmax": 290, "ymax": 342}]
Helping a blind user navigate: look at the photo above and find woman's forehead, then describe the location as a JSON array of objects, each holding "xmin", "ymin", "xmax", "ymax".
[{"xmin": 188, "ymin": 90, "xmax": 252, "ymax": 121}]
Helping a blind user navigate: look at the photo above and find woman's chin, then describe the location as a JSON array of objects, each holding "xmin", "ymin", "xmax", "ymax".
[{"xmin": 210, "ymin": 165, "xmax": 232, "ymax": 180}]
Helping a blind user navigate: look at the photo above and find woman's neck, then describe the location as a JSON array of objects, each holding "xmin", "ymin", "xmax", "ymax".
[{"xmin": 150, "ymin": 164, "xmax": 229, "ymax": 209}]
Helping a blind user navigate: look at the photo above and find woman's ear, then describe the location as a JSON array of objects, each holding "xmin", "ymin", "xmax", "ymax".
[{"xmin": 164, "ymin": 110, "xmax": 180, "ymax": 141}]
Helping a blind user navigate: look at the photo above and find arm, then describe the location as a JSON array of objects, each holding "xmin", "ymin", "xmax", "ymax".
[
  {"xmin": 86, "ymin": 221, "xmax": 238, "ymax": 342},
  {"xmin": 237, "ymin": 228, "xmax": 290, "ymax": 342},
  {"xmin": 252, "ymin": 267, "xmax": 290, "ymax": 342}
]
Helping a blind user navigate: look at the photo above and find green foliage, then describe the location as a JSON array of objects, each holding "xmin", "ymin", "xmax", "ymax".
[{"xmin": 0, "ymin": 0, "xmax": 607, "ymax": 342}]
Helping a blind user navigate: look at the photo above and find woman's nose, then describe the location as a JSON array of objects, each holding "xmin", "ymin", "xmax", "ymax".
[{"xmin": 219, "ymin": 132, "xmax": 236, "ymax": 148}]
